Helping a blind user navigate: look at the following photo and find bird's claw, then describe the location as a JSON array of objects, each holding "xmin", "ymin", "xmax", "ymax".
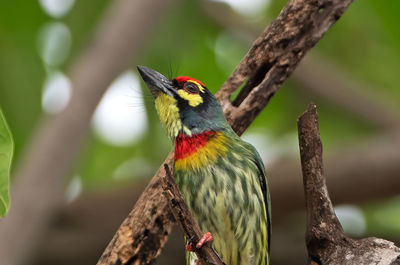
[
  {"xmin": 185, "ymin": 232, "xmax": 213, "ymax": 252},
  {"xmin": 196, "ymin": 232, "xmax": 213, "ymax": 249}
]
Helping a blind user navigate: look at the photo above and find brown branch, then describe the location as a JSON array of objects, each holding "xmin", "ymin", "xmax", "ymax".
[
  {"xmin": 203, "ymin": 1, "xmax": 400, "ymax": 131},
  {"xmin": 161, "ymin": 165, "xmax": 224, "ymax": 265},
  {"xmin": 97, "ymin": 0, "xmax": 355, "ymax": 264},
  {"xmin": 298, "ymin": 103, "xmax": 400, "ymax": 265},
  {"xmin": 0, "ymin": 1, "xmax": 176, "ymax": 265},
  {"xmin": 298, "ymin": 103, "xmax": 344, "ymax": 246},
  {"xmin": 97, "ymin": 154, "xmax": 175, "ymax": 265},
  {"xmin": 216, "ymin": 0, "xmax": 354, "ymax": 135}
]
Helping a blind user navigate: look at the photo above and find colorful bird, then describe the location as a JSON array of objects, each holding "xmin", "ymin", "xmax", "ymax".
[{"xmin": 138, "ymin": 66, "xmax": 271, "ymax": 265}]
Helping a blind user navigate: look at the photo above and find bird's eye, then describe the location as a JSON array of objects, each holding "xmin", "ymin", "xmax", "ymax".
[{"xmin": 183, "ymin": 82, "xmax": 200, "ymax": 94}]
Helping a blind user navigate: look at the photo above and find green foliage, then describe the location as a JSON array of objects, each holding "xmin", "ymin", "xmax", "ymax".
[
  {"xmin": 364, "ymin": 197, "xmax": 400, "ymax": 238},
  {"xmin": 0, "ymin": 107, "xmax": 13, "ymax": 217},
  {"xmin": 0, "ymin": 1, "xmax": 46, "ymax": 161}
]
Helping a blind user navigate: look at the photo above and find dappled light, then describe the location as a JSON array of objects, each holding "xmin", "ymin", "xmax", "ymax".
[
  {"xmin": 66, "ymin": 175, "xmax": 83, "ymax": 203},
  {"xmin": 335, "ymin": 205, "xmax": 366, "ymax": 237},
  {"xmin": 41, "ymin": 71, "xmax": 72, "ymax": 114},
  {"xmin": 92, "ymin": 71, "xmax": 148, "ymax": 146},
  {"xmin": 39, "ymin": 0, "xmax": 76, "ymax": 18},
  {"xmin": 210, "ymin": 0, "xmax": 270, "ymax": 16},
  {"xmin": 37, "ymin": 22, "xmax": 72, "ymax": 67}
]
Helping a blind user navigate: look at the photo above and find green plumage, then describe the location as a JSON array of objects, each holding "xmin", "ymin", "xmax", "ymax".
[{"xmin": 174, "ymin": 130, "xmax": 271, "ymax": 265}]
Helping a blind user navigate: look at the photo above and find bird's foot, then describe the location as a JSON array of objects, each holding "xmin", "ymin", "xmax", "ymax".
[
  {"xmin": 185, "ymin": 232, "xmax": 213, "ymax": 252},
  {"xmin": 196, "ymin": 232, "xmax": 213, "ymax": 248}
]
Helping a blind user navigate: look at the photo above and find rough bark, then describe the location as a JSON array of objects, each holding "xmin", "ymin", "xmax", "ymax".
[
  {"xmin": 203, "ymin": 1, "xmax": 400, "ymax": 130},
  {"xmin": 216, "ymin": 0, "xmax": 355, "ymax": 135},
  {"xmin": 161, "ymin": 165, "xmax": 224, "ymax": 265},
  {"xmin": 97, "ymin": 154, "xmax": 175, "ymax": 265},
  {"xmin": 97, "ymin": 0, "xmax": 355, "ymax": 264},
  {"xmin": 0, "ymin": 1, "xmax": 175, "ymax": 265},
  {"xmin": 298, "ymin": 103, "xmax": 400, "ymax": 265}
]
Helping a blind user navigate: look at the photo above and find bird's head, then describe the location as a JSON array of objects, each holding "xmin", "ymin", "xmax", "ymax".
[{"xmin": 137, "ymin": 66, "xmax": 228, "ymax": 140}]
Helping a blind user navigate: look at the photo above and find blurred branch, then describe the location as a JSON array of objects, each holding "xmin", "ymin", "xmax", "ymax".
[
  {"xmin": 162, "ymin": 165, "xmax": 224, "ymax": 265},
  {"xmin": 294, "ymin": 57, "xmax": 400, "ymax": 129},
  {"xmin": 97, "ymin": 0, "xmax": 354, "ymax": 264},
  {"xmin": 203, "ymin": 1, "xmax": 400, "ymax": 130},
  {"xmin": 32, "ymin": 183, "xmax": 183, "ymax": 265},
  {"xmin": 0, "ymin": 0, "xmax": 175, "ymax": 264},
  {"xmin": 298, "ymin": 103, "xmax": 400, "ymax": 264}
]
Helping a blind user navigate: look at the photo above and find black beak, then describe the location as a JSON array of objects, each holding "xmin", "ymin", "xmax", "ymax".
[{"xmin": 137, "ymin": 66, "xmax": 176, "ymax": 98}]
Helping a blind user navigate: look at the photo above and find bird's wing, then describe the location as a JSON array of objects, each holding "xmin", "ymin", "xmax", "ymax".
[{"xmin": 251, "ymin": 147, "xmax": 272, "ymax": 253}]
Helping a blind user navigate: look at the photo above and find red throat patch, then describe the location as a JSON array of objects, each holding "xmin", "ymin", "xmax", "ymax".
[
  {"xmin": 174, "ymin": 131, "xmax": 214, "ymax": 160},
  {"xmin": 175, "ymin": 76, "xmax": 205, "ymax": 87}
]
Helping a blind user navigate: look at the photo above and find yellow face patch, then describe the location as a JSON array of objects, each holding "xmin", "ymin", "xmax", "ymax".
[
  {"xmin": 177, "ymin": 90, "xmax": 203, "ymax": 107},
  {"xmin": 177, "ymin": 80, "xmax": 205, "ymax": 107},
  {"xmin": 155, "ymin": 94, "xmax": 182, "ymax": 139}
]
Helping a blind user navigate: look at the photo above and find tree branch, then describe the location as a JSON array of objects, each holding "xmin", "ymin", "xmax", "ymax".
[
  {"xmin": 298, "ymin": 103, "xmax": 400, "ymax": 265},
  {"xmin": 161, "ymin": 165, "xmax": 224, "ymax": 265},
  {"xmin": 216, "ymin": 0, "xmax": 354, "ymax": 135},
  {"xmin": 203, "ymin": 1, "xmax": 400, "ymax": 130},
  {"xmin": 97, "ymin": 154, "xmax": 175, "ymax": 265},
  {"xmin": 298, "ymin": 103, "xmax": 344, "ymax": 246},
  {"xmin": 97, "ymin": 0, "xmax": 355, "ymax": 264}
]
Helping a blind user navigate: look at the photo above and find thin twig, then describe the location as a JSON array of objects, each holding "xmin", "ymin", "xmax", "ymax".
[{"xmin": 161, "ymin": 164, "xmax": 224, "ymax": 265}]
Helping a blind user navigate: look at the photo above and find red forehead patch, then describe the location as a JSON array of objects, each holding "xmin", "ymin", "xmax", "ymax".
[{"xmin": 175, "ymin": 76, "xmax": 205, "ymax": 87}]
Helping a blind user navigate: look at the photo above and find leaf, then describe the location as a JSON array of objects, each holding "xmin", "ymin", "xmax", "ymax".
[{"xmin": 0, "ymin": 107, "xmax": 13, "ymax": 217}]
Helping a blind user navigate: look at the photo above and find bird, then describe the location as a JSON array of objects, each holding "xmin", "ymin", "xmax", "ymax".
[{"xmin": 137, "ymin": 65, "xmax": 271, "ymax": 265}]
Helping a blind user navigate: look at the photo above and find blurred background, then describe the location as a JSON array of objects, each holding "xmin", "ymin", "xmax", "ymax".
[{"xmin": 1, "ymin": 0, "xmax": 400, "ymax": 264}]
